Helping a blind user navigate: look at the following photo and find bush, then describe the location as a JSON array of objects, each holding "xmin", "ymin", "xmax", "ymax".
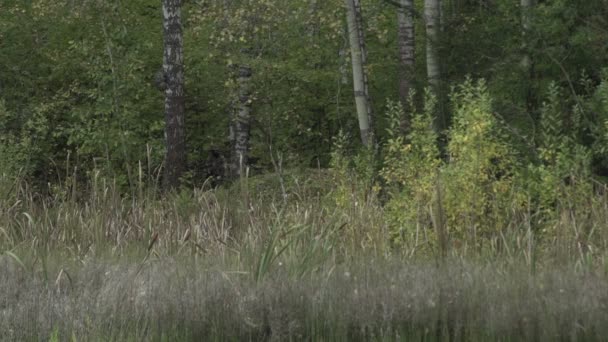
[
  {"xmin": 381, "ymin": 80, "xmax": 521, "ymax": 251},
  {"xmin": 381, "ymin": 92, "xmax": 441, "ymax": 248},
  {"xmin": 441, "ymin": 79, "xmax": 519, "ymax": 244}
]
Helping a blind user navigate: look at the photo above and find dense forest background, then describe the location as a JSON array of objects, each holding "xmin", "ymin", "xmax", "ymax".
[
  {"xmin": 2, "ymin": 0, "xmax": 606, "ymax": 188},
  {"xmin": 0, "ymin": 0, "xmax": 607, "ymax": 249}
]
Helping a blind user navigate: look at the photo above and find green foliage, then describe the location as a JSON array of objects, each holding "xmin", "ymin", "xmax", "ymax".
[
  {"xmin": 328, "ymin": 130, "xmax": 385, "ymax": 250},
  {"xmin": 1, "ymin": 0, "xmax": 606, "ymax": 191},
  {"xmin": 0, "ymin": 0, "xmax": 607, "ymax": 257},
  {"xmin": 381, "ymin": 80, "xmax": 520, "ymax": 249},
  {"xmin": 585, "ymin": 70, "xmax": 608, "ymax": 173},
  {"xmin": 379, "ymin": 79, "xmax": 602, "ymax": 251},
  {"xmin": 329, "ymin": 130, "xmax": 376, "ymax": 210},
  {"xmin": 381, "ymin": 93, "xmax": 440, "ymax": 246},
  {"xmin": 0, "ymin": 101, "xmax": 34, "ymax": 178},
  {"xmin": 0, "ymin": 0, "xmax": 165, "ymax": 190},
  {"xmin": 441, "ymin": 80, "xmax": 519, "ymax": 240},
  {"xmin": 48, "ymin": 327, "xmax": 60, "ymax": 342},
  {"xmin": 525, "ymin": 82, "xmax": 594, "ymax": 236},
  {"xmin": 539, "ymin": 83, "xmax": 564, "ymax": 163}
]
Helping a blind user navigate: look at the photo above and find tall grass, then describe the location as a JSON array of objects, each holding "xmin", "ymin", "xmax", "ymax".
[
  {"xmin": 1, "ymin": 170, "xmax": 608, "ymax": 340},
  {"xmin": 2, "ymin": 256, "xmax": 608, "ymax": 341}
]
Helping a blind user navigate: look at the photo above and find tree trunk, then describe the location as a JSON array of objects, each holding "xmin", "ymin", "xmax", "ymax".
[
  {"xmin": 354, "ymin": 0, "xmax": 374, "ymax": 133},
  {"xmin": 230, "ymin": 65, "xmax": 253, "ymax": 178},
  {"xmin": 424, "ymin": 0, "xmax": 441, "ymax": 90},
  {"xmin": 162, "ymin": 0, "xmax": 186, "ymax": 190},
  {"xmin": 424, "ymin": 0, "xmax": 447, "ymax": 134},
  {"xmin": 521, "ymin": 0, "xmax": 535, "ymax": 112},
  {"xmin": 424, "ymin": 0, "xmax": 443, "ymax": 133},
  {"xmin": 520, "ymin": 0, "xmax": 534, "ymax": 70},
  {"xmin": 345, "ymin": 0, "xmax": 372, "ymax": 146},
  {"xmin": 397, "ymin": 0, "xmax": 415, "ymax": 134}
]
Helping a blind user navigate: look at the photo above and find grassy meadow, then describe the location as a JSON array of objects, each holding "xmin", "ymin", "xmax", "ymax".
[{"xmin": 1, "ymin": 169, "xmax": 608, "ymax": 341}]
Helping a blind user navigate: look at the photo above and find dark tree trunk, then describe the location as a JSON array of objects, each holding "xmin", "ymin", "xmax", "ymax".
[{"xmin": 162, "ymin": 0, "xmax": 186, "ymax": 190}]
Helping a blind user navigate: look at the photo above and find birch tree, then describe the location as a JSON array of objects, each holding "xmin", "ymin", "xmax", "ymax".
[
  {"xmin": 162, "ymin": 0, "xmax": 186, "ymax": 189},
  {"xmin": 424, "ymin": 0, "xmax": 443, "ymax": 133},
  {"xmin": 345, "ymin": 0, "xmax": 373, "ymax": 146},
  {"xmin": 202, "ymin": 1, "xmax": 288, "ymax": 178},
  {"xmin": 397, "ymin": 0, "xmax": 415, "ymax": 133}
]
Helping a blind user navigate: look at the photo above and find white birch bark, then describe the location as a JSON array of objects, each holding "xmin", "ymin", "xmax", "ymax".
[
  {"xmin": 345, "ymin": 0, "xmax": 372, "ymax": 146},
  {"xmin": 424, "ymin": 0, "xmax": 443, "ymax": 132},
  {"xmin": 354, "ymin": 0, "xmax": 374, "ymax": 132}
]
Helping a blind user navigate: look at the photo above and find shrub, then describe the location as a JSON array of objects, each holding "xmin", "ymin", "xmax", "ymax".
[
  {"xmin": 524, "ymin": 82, "xmax": 595, "ymax": 247},
  {"xmin": 381, "ymin": 92, "xmax": 441, "ymax": 248},
  {"xmin": 329, "ymin": 130, "xmax": 377, "ymax": 211},
  {"xmin": 441, "ymin": 79, "xmax": 519, "ymax": 244},
  {"xmin": 381, "ymin": 80, "xmax": 520, "ymax": 251}
]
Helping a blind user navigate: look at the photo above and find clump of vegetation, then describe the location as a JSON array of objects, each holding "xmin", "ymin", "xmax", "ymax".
[
  {"xmin": 380, "ymin": 81, "xmax": 520, "ymax": 253},
  {"xmin": 441, "ymin": 79, "xmax": 519, "ymax": 248},
  {"xmin": 381, "ymin": 92, "xmax": 441, "ymax": 250}
]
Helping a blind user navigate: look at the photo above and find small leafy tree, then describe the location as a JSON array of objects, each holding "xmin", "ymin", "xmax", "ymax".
[
  {"xmin": 382, "ymin": 80, "xmax": 520, "ymax": 251},
  {"xmin": 441, "ymin": 79, "xmax": 519, "ymax": 244},
  {"xmin": 381, "ymin": 91, "xmax": 441, "ymax": 247},
  {"xmin": 526, "ymin": 82, "xmax": 594, "ymax": 245}
]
